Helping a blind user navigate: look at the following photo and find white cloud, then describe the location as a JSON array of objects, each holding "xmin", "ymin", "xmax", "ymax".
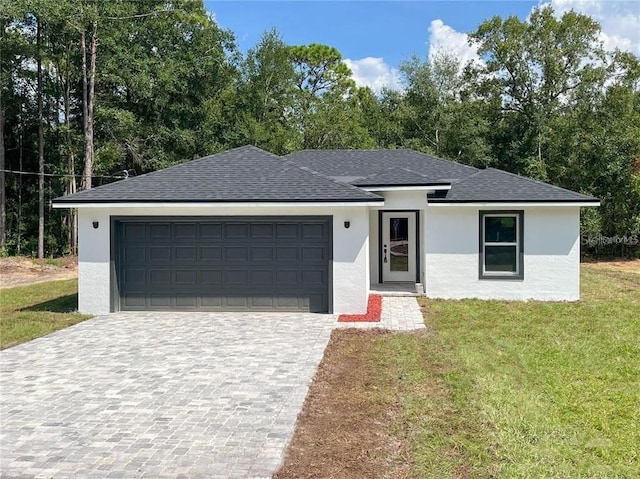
[
  {"xmin": 427, "ymin": 19, "xmax": 482, "ymax": 66},
  {"xmin": 426, "ymin": 1, "xmax": 639, "ymax": 65},
  {"xmin": 343, "ymin": 57, "xmax": 403, "ymax": 93},
  {"xmin": 546, "ymin": 0, "xmax": 640, "ymax": 55}
]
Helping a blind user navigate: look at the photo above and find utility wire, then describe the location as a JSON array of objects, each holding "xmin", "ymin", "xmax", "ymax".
[{"xmin": 1, "ymin": 169, "xmax": 132, "ymax": 179}]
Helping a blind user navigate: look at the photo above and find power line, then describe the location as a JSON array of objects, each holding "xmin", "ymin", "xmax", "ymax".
[{"xmin": 1, "ymin": 169, "xmax": 132, "ymax": 179}]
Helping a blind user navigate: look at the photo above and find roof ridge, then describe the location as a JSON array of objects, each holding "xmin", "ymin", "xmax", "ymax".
[
  {"xmin": 280, "ymin": 157, "xmax": 383, "ymax": 200},
  {"xmin": 407, "ymin": 150, "xmax": 480, "ymax": 173},
  {"xmin": 449, "ymin": 168, "xmax": 486, "ymax": 184},
  {"xmin": 485, "ymin": 168, "xmax": 594, "ymax": 197}
]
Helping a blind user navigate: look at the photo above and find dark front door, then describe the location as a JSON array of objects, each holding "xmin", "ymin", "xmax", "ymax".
[{"xmin": 114, "ymin": 217, "xmax": 331, "ymax": 312}]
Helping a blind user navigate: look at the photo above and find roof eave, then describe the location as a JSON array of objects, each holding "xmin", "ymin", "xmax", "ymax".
[
  {"xmin": 360, "ymin": 184, "xmax": 451, "ymax": 192},
  {"xmin": 428, "ymin": 200, "xmax": 600, "ymax": 207},
  {"xmin": 52, "ymin": 199, "xmax": 385, "ymax": 209}
]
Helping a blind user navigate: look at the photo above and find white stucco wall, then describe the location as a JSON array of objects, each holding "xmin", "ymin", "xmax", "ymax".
[
  {"xmin": 424, "ymin": 205, "xmax": 581, "ymax": 300},
  {"xmin": 77, "ymin": 205, "xmax": 370, "ymax": 315}
]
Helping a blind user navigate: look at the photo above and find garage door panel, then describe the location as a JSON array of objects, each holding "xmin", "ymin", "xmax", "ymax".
[
  {"xmin": 201, "ymin": 295, "xmax": 222, "ymax": 307},
  {"xmin": 123, "ymin": 245, "xmax": 146, "ymax": 264},
  {"xmin": 175, "ymin": 294, "xmax": 198, "ymax": 308},
  {"xmin": 200, "ymin": 223, "xmax": 222, "ymax": 239},
  {"xmin": 149, "ymin": 246, "xmax": 171, "ymax": 262},
  {"xmin": 251, "ymin": 270, "xmax": 274, "ymax": 284},
  {"xmin": 150, "ymin": 294, "xmax": 171, "ymax": 308},
  {"xmin": 250, "ymin": 246, "xmax": 273, "ymax": 261},
  {"xmin": 149, "ymin": 223, "xmax": 171, "ymax": 240},
  {"xmin": 122, "ymin": 292, "xmax": 146, "ymax": 309},
  {"xmin": 303, "ymin": 270, "xmax": 324, "ymax": 285},
  {"xmin": 276, "ymin": 270, "xmax": 298, "ymax": 284},
  {"xmin": 276, "ymin": 246, "xmax": 299, "ymax": 261},
  {"xmin": 123, "ymin": 223, "xmax": 146, "ymax": 241},
  {"xmin": 302, "ymin": 246, "xmax": 325, "ymax": 262},
  {"xmin": 250, "ymin": 223, "xmax": 274, "ymax": 239},
  {"xmin": 226, "ymin": 296, "xmax": 249, "ymax": 308},
  {"xmin": 116, "ymin": 217, "xmax": 330, "ymax": 312},
  {"xmin": 302, "ymin": 223, "xmax": 327, "ymax": 241},
  {"xmin": 124, "ymin": 268, "xmax": 146, "ymax": 286},
  {"xmin": 175, "ymin": 246, "xmax": 197, "ymax": 262},
  {"xmin": 225, "ymin": 223, "xmax": 248, "ymax": 239},
  {"xmin": 175, "ymin": 223, "xmax": 196, "ymax": 239},
  {"xmin": 149, "ymin": 269, "xmax": 171, "ymax": 286},
  {"xmin": 225, "ymin": 246, "xmax": 249, "ymax": 262},
  {"xmin": 200, "ymin": 246, "xmax": 222, "ymax": 262},
  {"xmin": 175, "ymin": 270, "xmax": 197, "ymax": 285},
  {"xmin": 276, "ymin": 223, "xmax": 298, "ymax": 239},
  {"xmin": 225, "ymin": 270, "xmax": 249, "ymax": 285},
  {"xmin": 201, "ymin": 269, "xmax": 222, "ymax": 284}
]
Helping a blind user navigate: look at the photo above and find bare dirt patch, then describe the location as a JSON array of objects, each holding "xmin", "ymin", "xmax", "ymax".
[
  {"xmin": 583, "ymin": 258, "xmax": 639, "ymax": 273},
  {"xmin": 274, "ymin": 329, "xmax": 412, "ymax": 479},
  {"xmin": 0, "ymin": 256, "xmax": 78, "ymax": 289}
]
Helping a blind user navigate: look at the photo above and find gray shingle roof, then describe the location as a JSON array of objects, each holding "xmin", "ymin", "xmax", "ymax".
[
  {"xmin": 351, "ymin": 167, "xmax": 449, "ymax": 187},
  {"xmin": 53, "ymin": 146, "xmax": 383, "ymax": 204},
  {"xmin": 428, "ymin": 168, "xmax": 599, "ymax": 203},
  {"xmin": 53, "ymin": 146, "xmax": 599, "ymax": 205},
  {"xmin": 284, "ymin": 149, "xmax": 479, "ymax": 182}
]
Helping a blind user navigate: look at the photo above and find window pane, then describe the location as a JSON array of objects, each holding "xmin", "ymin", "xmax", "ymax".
[
  {"xmin": 389, "ymin": 217, "xmax": 409, "ymax": 272},
  {"xmin": 485, "ymin": 216, "xmax": 516, "ymax": 243},
  {"xmin": 485, "ymin": 246, "xmax": 517, "ymax": 273}
]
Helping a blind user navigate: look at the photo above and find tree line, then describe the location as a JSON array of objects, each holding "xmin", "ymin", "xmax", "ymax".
[{"xmin": 1, "ymin": 1, "xmax": 638, "ymax": 258}]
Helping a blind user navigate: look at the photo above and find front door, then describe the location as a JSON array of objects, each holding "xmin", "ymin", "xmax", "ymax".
[{"xmin": 381, "ymin": 212, "xmax": 416, "ymax": 282}]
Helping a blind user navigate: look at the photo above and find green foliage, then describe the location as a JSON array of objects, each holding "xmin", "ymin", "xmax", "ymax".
[{"xmin": 1, "ymin": 3, "xmax": 638, "ymax": 256}]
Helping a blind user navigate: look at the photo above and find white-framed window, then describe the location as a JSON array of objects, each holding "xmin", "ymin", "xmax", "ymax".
[{"xmin": 479, "ymin": 211, "xmax": 524, "ymax": 280}]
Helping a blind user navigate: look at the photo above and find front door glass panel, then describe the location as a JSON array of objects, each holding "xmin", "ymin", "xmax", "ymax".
[{"xmin": 389, "ymin": 217, "xmax": 409, "ymax": 272}]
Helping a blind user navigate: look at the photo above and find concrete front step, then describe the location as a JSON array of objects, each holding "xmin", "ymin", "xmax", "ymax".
[{"xmin": 370, "ymin": 282, "xmax": 425, "ymax": 297}]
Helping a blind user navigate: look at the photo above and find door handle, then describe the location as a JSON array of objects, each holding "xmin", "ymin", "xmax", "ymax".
[{"xmin": 383, "ymin": 244, "xmax": 388, "ymax": 263}]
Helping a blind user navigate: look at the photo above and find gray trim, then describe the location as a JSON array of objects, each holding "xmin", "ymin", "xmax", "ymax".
[
  {"xmin": 378, "ymin": 210, "xmax": 420, "ymax": 284},
  {"xmin": 415, "ymin": 211, "xmax": 420, "ymax": 283},
  {"xmin": 110, "ymin": 215, "xmax": 333, "ymax": 313},
  {"xmin": 478, "ymin": 210, "xmax": 524, "ymax": 281},
  {"xmin": 378, "ymin": 210, "xmax": 383, "ymax": 284}
]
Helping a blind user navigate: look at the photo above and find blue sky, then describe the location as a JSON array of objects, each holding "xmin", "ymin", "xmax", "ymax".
[{"xmin": 206, "ymin": 1, "xmax": 640, "ymax": 91}]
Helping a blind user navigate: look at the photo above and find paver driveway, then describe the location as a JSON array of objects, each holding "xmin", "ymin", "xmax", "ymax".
[{"xmin": 0, "ymin": 312, "xmax": 335, "ymax": 478}]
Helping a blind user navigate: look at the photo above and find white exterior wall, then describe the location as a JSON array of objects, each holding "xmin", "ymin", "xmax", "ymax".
[
  {"xmin": 77, "ymin": 205, "xmax": 370, "ymax": 315},
  {"xmin": 368, "ymin": 191, "xmax": 428, "ymax": 285},
  {"xmin": 425, "ymin": 205, "xmax": 581, "ymax": 300}
]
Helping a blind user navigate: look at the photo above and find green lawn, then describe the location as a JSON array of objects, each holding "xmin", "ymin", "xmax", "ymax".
[
  {"xmin": 375, "ymin": 264, "xmax": 639, "ymax": 478},
  {"xmin": 0, "ymin": 279, "xmax": 91, "ymax": 349}
]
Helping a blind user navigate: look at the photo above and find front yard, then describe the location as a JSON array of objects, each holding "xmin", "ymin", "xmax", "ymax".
[
  {"xmin": 0, "ymin": 279, "xmax": 91, "ymax": 349},
  {"xmin": 276, "ymin": 263, "xmax": 640, "ymax": 478}
]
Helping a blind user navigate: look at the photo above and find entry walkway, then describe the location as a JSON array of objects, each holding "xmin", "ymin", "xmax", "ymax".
[{"xmin": 335, "ymin": 296, "xmax": 426, "ymax": 331}]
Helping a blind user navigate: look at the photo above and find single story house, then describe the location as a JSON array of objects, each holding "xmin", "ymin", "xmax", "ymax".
[{"xmin": 53, "ymin": 145, "xmax": 599, "ymax": 315}]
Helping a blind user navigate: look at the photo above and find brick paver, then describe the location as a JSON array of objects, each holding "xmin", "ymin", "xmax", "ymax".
[
  {"xmin": 0, "ymin": 312, "xmax": 335, "ymax": 478},
  {"xmin": 335, "ymin": 296, "xmax": 426, "ymax": 331}
]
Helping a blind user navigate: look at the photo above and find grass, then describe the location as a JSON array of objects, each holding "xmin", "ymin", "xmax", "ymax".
[
  {"xmin": 386, "ymin": 264, "xmax": 640, "ymax": 478},
  {"xmin": 0, "ymin": 279, "xmax": 91, "ymax": 349}
]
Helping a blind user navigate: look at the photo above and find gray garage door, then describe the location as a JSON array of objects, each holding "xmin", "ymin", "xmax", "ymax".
[{"xmin": 114, "ymin": 217, "xmax": 331, "ymax": 312}]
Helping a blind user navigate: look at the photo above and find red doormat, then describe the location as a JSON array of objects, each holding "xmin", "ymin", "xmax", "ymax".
[{"xmin": 338, "ymin": 294, "xmax": 382, "ymax": 322}]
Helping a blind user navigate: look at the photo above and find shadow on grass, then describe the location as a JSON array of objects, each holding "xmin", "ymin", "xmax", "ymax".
[{"xmin": 21, "ymin": 294, "xmax": 78, "ymax": 313}]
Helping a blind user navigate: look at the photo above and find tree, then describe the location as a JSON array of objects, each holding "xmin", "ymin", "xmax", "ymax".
[
  {"xmin": 233, "ymin": 29, "xmax": 299, "ymax": 154},
  {"xmin": 469, "ymin": 5, "xmax": 607, "ymax": 177}
]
